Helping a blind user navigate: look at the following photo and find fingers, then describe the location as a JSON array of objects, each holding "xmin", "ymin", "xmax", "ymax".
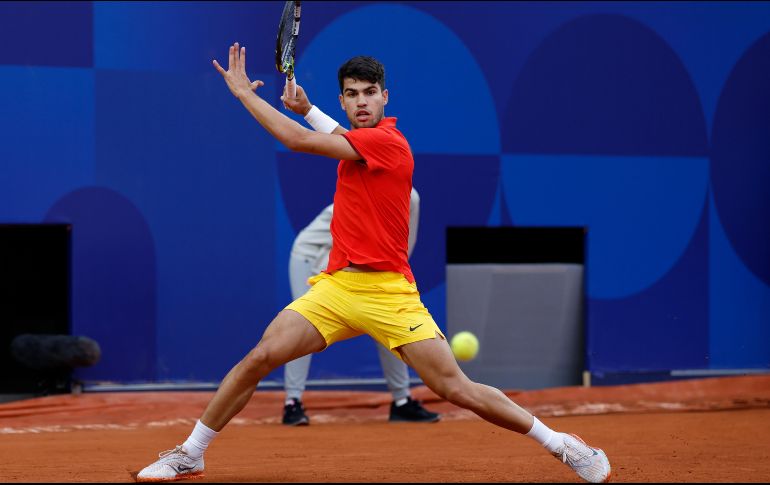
[
  {"xmin": 280, "ymin": 83, "xmax": 289, "ymax": 109},
  {"xmin": 279, "ymin": 83, "xmax": 307, "ymax": 111},
  {"xmin": 281, "ymin": 91, "xmax": 293, "ymax": 110},
  {"xmin": 215, "ymin": 43, "xmax": 257, "ymax": 99},
  {"xmin": 234, "ymin": 42, "xmax": 243, "ymax": 73},
  {"xmin": 219, "ymin": 42, "xmax": 246, "ymax": 75},
  {"xmin": 281, "ymin": 83, "xmax": 300, "ymax": 100}
]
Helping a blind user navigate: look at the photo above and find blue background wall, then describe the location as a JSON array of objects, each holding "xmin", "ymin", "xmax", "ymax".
[{"xmin": 1, "ymin": 1, "xmax": 768, "ymax": 386}]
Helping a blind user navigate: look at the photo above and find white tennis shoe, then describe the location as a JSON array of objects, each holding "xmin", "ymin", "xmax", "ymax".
[
  {"xmin": 136, "ymin": 445, "xmax": 204, "ymax": 482},
  {"xmin": 553, "ymin": 433, "xmax": 611, "ymax": 483}
]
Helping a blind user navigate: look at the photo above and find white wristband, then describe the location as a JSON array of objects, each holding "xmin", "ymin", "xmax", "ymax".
[{"xmin": 304, "ymin": 105, "xmax": 339, "ymax": 134}]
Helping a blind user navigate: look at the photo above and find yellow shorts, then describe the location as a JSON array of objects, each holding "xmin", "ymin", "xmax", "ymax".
[{"xmin": 284, "ymin": 270, "xmax": 445, "ymax": 360}]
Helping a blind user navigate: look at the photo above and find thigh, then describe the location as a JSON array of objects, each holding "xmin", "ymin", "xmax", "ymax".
[
  {"xmin": 398, "ymin": 335, "xmax": 468, "ymax": 391},
  {"xmin": 257, "ymin": 309, "xmax": 328, "ymax": 365}
]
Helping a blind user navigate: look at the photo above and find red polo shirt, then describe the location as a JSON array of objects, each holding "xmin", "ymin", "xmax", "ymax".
[{"xmin": 326, "ymin": 117, "xmax": 415, "ymax": 282}]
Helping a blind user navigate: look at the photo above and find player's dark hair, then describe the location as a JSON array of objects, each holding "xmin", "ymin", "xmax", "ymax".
[{"xmin": 338, "ymin": 56, "xmax": 386, "ymax": 93}]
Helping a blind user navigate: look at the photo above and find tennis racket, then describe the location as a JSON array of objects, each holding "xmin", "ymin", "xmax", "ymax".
[{"xmin": 275, "ymin": 0, "xmax": 301, "ymax": 99}]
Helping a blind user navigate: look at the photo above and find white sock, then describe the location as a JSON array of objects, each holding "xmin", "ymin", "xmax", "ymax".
[
  {"xmin": 525, "ymin": 417, "xmax": 564, "ymax": 454},
  {"xmin": 394, "ymin": 397, "xmax": 408, "ymax": 407},
  {"xmin": 182, "ymin": 420, "xmax": 219, "ymax": 459}
]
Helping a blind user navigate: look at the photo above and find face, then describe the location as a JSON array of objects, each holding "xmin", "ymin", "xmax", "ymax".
[{"xmin": 338, "ymin": 78, "xmax": 388, "ymax": 129}]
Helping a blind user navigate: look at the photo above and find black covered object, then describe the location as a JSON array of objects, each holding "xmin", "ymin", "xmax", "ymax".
[
  {"xmin": 0, "ymin": 224, "xmax": 73, "ymax": 395},
  {"xmin": 11, "ymin": 334, "xmax": 100, "ymax": 370}
]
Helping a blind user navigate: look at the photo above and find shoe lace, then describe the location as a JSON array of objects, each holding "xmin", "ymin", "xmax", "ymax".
[
  {"xmin": 560, "ymin": 440, "xmax": 594, "ymax": 466},
  {"xmin": 158, "ymin": 445, "xmax": 186, "ymax": 459}
]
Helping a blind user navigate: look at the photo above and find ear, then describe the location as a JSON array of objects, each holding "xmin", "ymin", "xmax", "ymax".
[
  {"xmin": 339, "ymin": 93, "xmax": 345, "ymax": 110},
  {"xmin": 382, "ymin": 88, "xmax": 389, "ymax": 106}
]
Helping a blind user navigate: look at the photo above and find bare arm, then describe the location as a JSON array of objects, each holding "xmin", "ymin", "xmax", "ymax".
[
  {"xmin": 407, "ymin": 188, "xmax": 420, "ymax": 258},
  {"xmin": 213, "ymin": 43, "xmax": 358, "ymax": 160},
  {"xmin": 282, "ymin": 83, "xmax": 348, "ymax": 136}
]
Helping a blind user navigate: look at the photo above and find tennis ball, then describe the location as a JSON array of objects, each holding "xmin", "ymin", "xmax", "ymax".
[{"xmin": 450, "ymin": 331, "xmax": 479, "ymax": 362}]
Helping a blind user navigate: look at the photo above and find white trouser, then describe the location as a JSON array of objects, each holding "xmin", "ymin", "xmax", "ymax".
[{"xmin": 283, "ymin": 253, "xmax": 411, "ymax": 402}]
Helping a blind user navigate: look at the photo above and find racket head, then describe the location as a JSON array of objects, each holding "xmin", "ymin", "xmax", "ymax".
[{"xmin": 275, "ymin": 1, "xmax": 301, "ymax": 81}]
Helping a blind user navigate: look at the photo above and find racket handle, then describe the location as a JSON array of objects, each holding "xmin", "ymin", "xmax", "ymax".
[{"xmin": 286, "ymin": 75, "xmax": 296, "ymax": 99}]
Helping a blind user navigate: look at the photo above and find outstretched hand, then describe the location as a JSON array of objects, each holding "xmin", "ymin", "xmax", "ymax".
[
  {"xmin": 281, "ymin": 84, "xmax": 313, "ymax": 116},
  {"xmin": 212, "ymin": 42, "xmax": 264, "ymax": 99}
]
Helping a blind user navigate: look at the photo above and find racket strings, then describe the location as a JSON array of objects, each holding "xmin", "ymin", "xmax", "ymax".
[{"xmin": 275, "ymin": 1, "xmax": 301, "ymax": 77}]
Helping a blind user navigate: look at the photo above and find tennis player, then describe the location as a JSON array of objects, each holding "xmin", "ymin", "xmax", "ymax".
[
  {"xmin": 136, "ymin": 45, "xmax": 611, "ymax": 483},
  {"xmin": 282, "ymin": 186, "xmax": 440, "ymax": 425}
]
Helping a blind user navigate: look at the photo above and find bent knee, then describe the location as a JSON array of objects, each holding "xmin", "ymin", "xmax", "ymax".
[
  {"xmin": 444, "ymin": 387, "xmax": 472, "ymax": 407},
  {"xmin": 243, "ymin": 345, "xmax": 274, "ymax": 372},
  {"xmin": 435, "ymin": 380, "xmax": 475, "ymax": 407}
]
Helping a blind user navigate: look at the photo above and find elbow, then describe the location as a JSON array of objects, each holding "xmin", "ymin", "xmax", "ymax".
[
  {"xmin": 284, "ymin": 129, "xmax": 311, "ymax": 153},
  {"xmin": 284, "ymin": 137, "xmax": 301, "ymax": 152}
]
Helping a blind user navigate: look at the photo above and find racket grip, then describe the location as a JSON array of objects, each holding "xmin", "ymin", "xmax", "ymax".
[{"xmin": 286, "ymin": 75, "xmax": 296, "ymax": 99}]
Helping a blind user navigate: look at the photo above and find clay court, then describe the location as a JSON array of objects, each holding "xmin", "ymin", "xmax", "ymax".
[{"xmin": 1, "ymin": 375, "xmax": 768, "ymax": 482}]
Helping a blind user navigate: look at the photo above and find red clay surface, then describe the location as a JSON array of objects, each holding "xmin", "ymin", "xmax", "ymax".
[{"xmin": 0, "ymin": 375, "xmax": 769, "ymax": 482}]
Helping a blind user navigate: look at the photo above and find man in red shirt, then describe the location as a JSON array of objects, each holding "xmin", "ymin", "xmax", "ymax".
[{"xmin": 136, "ymin": 45, "xmax": 611, "ymax": 484}]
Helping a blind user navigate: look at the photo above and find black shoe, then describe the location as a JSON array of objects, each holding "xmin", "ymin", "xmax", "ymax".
[
  {"xmin": 389, "ymin": 397, "xmax": 441, "ymax": 423},
  {"xmin": 282, "ymin": 398, "xmax": 309, "ymax": 426}
]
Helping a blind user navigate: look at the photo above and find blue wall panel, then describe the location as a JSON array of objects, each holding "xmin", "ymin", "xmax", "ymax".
[
  {"xmin": 0, "ymin": 1, "xmax": 768, "ymax": 385},
  {"xmin": 501, "ymin": 14, "xmax": 708, "ymax": 156},
  {"xmin": 94, "ymin": 70, "xmax": 277, "ymax": 381},
  {"xmin": 709, "ymin": 193, "xmax": 770, "ymax": 368},
  {"xmin": 500, "ymin": 155, "xmax": 709, "ymax": 299},
  {"xmin": 710, "ymin": 31, "xmax": 770, "ymax": 287},
  {"xmin": 589, "ymin": 198, "xmax": 710, "ymax": 373},
  {"xmin": 94, "ymin": 2, "xmax": 276, "ymax": 73},
  {"xmin": 0, "ymin": 67, "xmax": 94, "ymax": 221},
  {"xmin": 45, "ymin": 187, "xmax": 157, "ymax": 382},
  {"xmin": 0, "ymin": 2, "xmax": 92, "ymax": 67}
]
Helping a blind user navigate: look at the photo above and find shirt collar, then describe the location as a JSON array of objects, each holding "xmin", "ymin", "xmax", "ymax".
[{"xmin": 376, "ymin": 117, "xmax": 398, "ymax": 127}]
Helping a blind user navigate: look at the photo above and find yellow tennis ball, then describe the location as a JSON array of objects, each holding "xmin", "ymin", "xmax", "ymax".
[{"xmin": 450, "ymin": 331, "xmax": 479, "ymax": 362}]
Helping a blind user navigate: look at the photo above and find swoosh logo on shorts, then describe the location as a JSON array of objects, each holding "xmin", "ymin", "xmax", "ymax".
[{"xmin": 409, "ymin": 324, "xmax": 423, "ymax": 332}]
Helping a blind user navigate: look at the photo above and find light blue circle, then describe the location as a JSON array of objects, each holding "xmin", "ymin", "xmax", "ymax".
[{"xmin": 295, "ymin": 4, "xmax": 499, "ymax": 154}]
